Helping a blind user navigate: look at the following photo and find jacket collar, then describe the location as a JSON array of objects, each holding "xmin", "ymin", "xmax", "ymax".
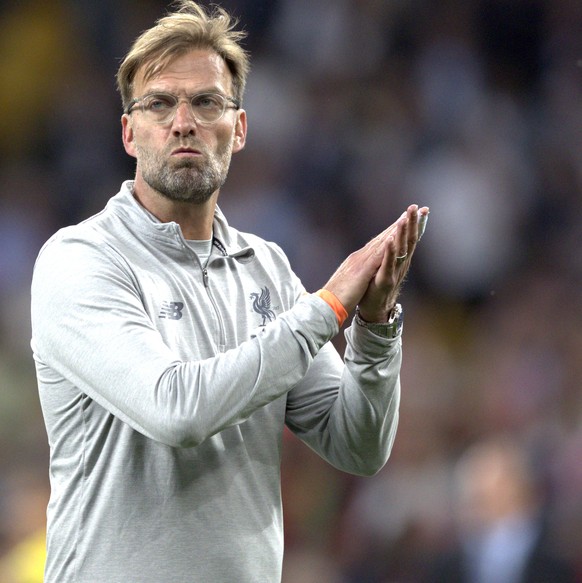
[{"xmin": 107, "ymin": 180, "xmax": 253, "ymax": 260}]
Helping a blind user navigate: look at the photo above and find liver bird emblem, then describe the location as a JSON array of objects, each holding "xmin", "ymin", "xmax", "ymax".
[{"xmin": 250, "ymin": 286, "xmax": 276, "ymax": 326}]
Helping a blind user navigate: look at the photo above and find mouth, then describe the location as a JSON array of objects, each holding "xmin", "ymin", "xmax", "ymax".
[{"xmin": 171, "ymin": 146, "xmax": 202, "ymax": 157}]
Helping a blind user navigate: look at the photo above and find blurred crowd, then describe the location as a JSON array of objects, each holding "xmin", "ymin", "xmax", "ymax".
[{"xmin": 1, "ymin": 0, "xmax": 582, "ymax": 581}]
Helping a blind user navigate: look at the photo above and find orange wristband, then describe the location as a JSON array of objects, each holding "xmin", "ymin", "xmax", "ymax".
[{"xmin": 314, "ymin": 289, "xmax": 348, "ymax": 327}]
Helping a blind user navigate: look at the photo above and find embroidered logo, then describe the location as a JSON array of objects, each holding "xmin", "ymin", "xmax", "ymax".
[
  {"xmin": 250, "ymin": 287, "xmax": 276, "ymax": 326},
  {"xmin": 159, "ymin": 301, "xmax": 184, "ymax": 320}
]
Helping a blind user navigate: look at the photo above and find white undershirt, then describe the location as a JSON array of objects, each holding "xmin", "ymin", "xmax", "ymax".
[{"xmin": 185, "ymin": 238, "xmax": 213, "ymax": 265}]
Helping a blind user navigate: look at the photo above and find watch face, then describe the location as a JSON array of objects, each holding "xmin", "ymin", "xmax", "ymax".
[
  {"xmin": 387, "ymin": 304, "xmax": 403, "ymax": 338},
  {"xmin": 393, "ymin": 318, "xmax": 403, "ymax": 337},
  {"xmin": 388, "ymin": 303, "xmax": 403, "ymax": 325}
]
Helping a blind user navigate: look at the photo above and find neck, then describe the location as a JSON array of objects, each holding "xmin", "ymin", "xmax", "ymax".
[{"xmin": 132, "ymin": 176, "xmax": 217, "ymax": 240}]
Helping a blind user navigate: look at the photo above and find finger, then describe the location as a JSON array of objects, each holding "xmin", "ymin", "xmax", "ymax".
[
  {"xmin": 407, "ymin": 204, "xmax": 419, "ymax": 221},
  {"xmin": 400, "ymin": 204, "xmax": 429, "ymax": 254},
  {"xmin": 407, "ymin": 205, "xmax": 419, "ymax": 247},
  {"xmin": 409, "ymin": 205, "xmax": 430, "ymax": 243},
  {"xmin": 368, "ymin": 204, "xmax": 427, "ymax": 258},
  {"xmin": 374, "ymin": 234, "xmax": 397, "ymax": 287},
  {"xmin": 377, "ymin": 230, "xmax": 395, "ymax": 263},
  {"xmin": 395, "ymin": 214, "xmax": 410, "ymax": 265},
  {"xmin": 417, "ymin": 206, "xmax": 430, "ymax": 241},
  {"xmin": 386, "ymin": 234, "xmax": 397, "ymax": 267}
]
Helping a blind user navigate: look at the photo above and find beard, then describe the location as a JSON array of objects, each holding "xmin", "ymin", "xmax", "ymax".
[{"xmin": 136, "ymin": 139, "xmax": 232, "ymax": 204}]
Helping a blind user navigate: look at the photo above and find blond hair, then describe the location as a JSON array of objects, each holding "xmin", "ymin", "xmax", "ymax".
[{"xmin": 116, "ymin": 1, "xmax": 250, "ymax": 110}]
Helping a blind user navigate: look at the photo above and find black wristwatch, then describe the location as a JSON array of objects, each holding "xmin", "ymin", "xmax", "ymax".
[{"xmin": 355, "ymin": 303, "xmax": 403, "ymax": 339}]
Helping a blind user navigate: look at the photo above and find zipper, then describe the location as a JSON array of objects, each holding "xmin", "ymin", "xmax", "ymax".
[
  {"xmin": 202, "ymin": 266, "xmax": 227, "ymax": 352},
  {"xmin": 177, "ymin": 228, "xmax": 236, "ymax": 353},
  {"xmin": 176, "ymin": 227, "xmax": 227, "ymax": 353}
]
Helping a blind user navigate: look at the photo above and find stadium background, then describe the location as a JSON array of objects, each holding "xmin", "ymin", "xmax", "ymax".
[{"xmin": 0, "ymin": 0, "xmax": 581, "ymax": 581}]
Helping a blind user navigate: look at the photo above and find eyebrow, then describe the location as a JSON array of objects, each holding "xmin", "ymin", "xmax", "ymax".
[{"xmin": 140, "ymin": 86, "xmax": 227, "ymax": 96}]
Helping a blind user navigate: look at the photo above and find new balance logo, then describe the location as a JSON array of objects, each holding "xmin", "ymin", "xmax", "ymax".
[{"xmin": 159, "ymin": 301, "xmax": 184, "ymax": 320}]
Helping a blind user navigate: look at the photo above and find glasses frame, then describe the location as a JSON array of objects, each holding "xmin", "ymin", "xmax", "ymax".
[{"xmin": 125, "ymin": 91, "xmax": 241, "ymax": 125}]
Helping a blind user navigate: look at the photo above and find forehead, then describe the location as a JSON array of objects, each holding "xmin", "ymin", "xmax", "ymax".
[{"xmin": 134, "ymin": 49, "xmax": 233, "ymax": 95}]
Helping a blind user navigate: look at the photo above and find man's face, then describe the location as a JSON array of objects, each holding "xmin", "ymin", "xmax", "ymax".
[{"xmin": 122, "ymin": 49, "xmax": 246, "ymax": 204}]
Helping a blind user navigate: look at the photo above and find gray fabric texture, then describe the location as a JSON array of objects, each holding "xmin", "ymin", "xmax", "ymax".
[{"xmin": 31, "ymin": 181, "xmax": 402, "ymax": 583}]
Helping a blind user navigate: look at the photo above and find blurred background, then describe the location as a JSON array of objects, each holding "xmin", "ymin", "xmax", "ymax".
[{"xmin": 1, "ymin": 0, "xmax": 582, "ymax": 581}]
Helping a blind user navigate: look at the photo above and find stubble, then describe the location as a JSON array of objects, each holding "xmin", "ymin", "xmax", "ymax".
[{"xmin": 137, "ymin": 140, "xmax": 233, "ymax": 205}]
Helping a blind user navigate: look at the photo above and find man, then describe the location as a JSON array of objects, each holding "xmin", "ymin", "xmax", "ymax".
[
  {"xmin": 30, "ymin": 2, "xmax": 428, "ymax": 582},
  {"xmin": 429, "ymin": 437, "xmax": 576, "ymax": 583}
]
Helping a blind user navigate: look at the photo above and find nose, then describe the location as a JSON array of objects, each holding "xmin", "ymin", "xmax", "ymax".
[{"xmin": 171, "ymin": 101, "xmax": 197, "ymax": 136}]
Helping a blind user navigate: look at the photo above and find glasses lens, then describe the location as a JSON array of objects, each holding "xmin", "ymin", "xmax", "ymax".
[
  {"xmin": 138, "ymin": 93, "xmax": 228, "ymax": 124},
  {"xmin": 142, "ymin": 93, "xmax": 178, "ymax": 124},
  {"xmin": 190, "ymin": 93, "xmax": 226, "ymax": 123}
]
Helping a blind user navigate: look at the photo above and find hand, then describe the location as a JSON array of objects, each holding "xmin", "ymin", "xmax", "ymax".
[{"xmin": 323, "ymin": 205, "xmax": 429, "ymax": 320}]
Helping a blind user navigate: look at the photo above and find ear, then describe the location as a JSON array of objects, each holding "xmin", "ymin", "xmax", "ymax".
[
  {"xmin": 232, "ymin": 109, "xmax": 247, "ymax": 154},
  {"xmin": 121, "ymin": 114, "xmax": 137, "ymax": 158}
]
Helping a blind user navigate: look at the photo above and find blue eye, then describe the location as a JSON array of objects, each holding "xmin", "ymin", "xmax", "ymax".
[
  {"xmin": 144, "ymin": 94, "xmax": 176, "ymax": 111},
  {"xmin": 192, "ymin": 94, "xmax": 222, "ymax": 110}
]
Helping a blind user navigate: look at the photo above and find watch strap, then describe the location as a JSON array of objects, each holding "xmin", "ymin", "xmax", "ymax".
[{"xmin": 354, "ymin": 303, "xmax": 403, "ymax": 338}]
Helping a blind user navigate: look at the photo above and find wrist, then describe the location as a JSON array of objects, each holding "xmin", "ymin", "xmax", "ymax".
[
  {"xmin": 356, "ymin": 299, "xmax": 397, "ymax": 323},
  {"xmin": 355, "ymin": 303, "xmax": 403, "ymax": 338},
  {"xmin": 314, "ymin": 288, "xmax": 348, "ymax": 326}
]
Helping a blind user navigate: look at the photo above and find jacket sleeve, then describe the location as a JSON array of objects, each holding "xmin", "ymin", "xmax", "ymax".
[
  {"xmin": 31, "ymin": 235, "xmax": 340, "ymax": 448},
  {"xmin": 284, "ymin": 323, "xmax": 401, "ymax": 477}
]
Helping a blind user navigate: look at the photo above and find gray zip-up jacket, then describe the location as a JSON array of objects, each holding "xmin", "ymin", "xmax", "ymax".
[{"xmin": 31, "ymin": 181, "xmax": 402, "ymax": 583}]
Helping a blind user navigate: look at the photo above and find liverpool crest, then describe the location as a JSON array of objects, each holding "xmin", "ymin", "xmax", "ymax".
[{"xmin": 250, "ymin": 286, "xmax": 276, "ymax": 326}]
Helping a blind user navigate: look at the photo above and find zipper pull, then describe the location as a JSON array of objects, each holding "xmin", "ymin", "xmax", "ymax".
[{"xmin": 202, "ymin": 268, "xmax": 209, "ymax": 287}]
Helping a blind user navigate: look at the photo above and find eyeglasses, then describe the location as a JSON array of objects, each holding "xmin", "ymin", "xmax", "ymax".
[{"xmin": 125, "ymin": 92, "xmax": 240, "ymax": 125}]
